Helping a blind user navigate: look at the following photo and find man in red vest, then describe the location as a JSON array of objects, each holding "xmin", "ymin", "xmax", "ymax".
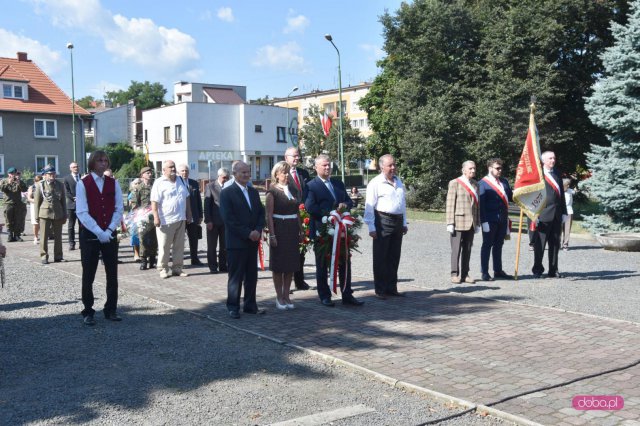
[{"xmin": 76, "ymin": 151, "xmax": 124, "ymax": 325}]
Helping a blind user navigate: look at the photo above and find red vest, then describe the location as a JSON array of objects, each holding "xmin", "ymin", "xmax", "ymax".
[{"xmin": 82, "ymin": 174, "xmax": 116, "ymax": 230}]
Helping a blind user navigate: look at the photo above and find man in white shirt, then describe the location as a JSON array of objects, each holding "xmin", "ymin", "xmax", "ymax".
[
  {"xmin": 363, "ymin": 154, "xmax": 408, "ymax": 299},
  {"xmin": 151, "ymin": 160, "xmax": 192, "ymax": 279},
  {"xmin": 76, "ymin": 151, "xmax": 124, "ymax": 325}
]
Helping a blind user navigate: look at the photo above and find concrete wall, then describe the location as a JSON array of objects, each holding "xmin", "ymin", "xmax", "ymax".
[{"xmin": 93, "ymin": 105, "xmax": 129, "ymax": 146}]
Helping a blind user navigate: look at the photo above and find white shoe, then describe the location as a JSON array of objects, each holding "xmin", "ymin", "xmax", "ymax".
[
  {"xmin": 286, "ymin": 302, "xmax": 295, "ymax": 310},
  {"xmin": 172, "ymin": 270, "xmax": 189, "ymax": 277},
  {"xmin": 160, "ymin": 270, "xmax": 171, "ymax": 279},
  {"xmin": 33, "ymin": 238, "xmax": 39, "ymax": 245},
  {"xmin": 275, "ymin": 299, "xmax": 288, "ymax": 310}
]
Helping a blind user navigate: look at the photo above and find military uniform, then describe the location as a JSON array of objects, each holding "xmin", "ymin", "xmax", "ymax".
[
  {"xmin": 34, "ymin": 179, "xmax": 67, "ymax": 263},
  {"xmin": 0, "ymin": 175, "xmax": 28, "ymax": 242},
  {"xmin": 133, "ymin": 180, "xmax": 157, "ymax": 268}
]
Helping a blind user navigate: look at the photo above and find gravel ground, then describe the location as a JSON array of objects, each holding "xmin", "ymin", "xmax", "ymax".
[
  {"xmin": 0, "ymin": 253, "xmax": 507, "ymax": 426},
  {"xmin": 350, "ymin": 221, "xmax": 640, "ymax": 323}
]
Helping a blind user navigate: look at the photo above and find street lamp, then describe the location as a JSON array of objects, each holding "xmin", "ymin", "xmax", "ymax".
[
  {"xmin": 286, "ymin": 86, "xmax": 298, "ymax": 145},
  {"xmin": 67, "ymin": 42, "xmax": 77, "ymax": 163},
  {"xmin": 324, "ymin": 34, "xmax": 345, "ymax": 182}
]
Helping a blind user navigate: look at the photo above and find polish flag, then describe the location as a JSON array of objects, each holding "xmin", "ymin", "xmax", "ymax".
[{"xmin": 321, "ymin": 112, "xmax": 332, "ymax": 137}]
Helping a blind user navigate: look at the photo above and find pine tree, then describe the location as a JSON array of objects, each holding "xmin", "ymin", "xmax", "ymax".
[{"xmin": 584, "ymin": 0, "xmax": 640, "ymax": 232}]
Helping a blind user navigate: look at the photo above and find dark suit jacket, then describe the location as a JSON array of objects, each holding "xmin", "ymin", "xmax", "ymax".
[
  {"xmin": 182, "ymin": 177, "xmax": 203, "ymax": 223},
  {"xmin": 304, "ymin": 177, "xmax": 353, "ymax": 239},
  {"xmin": 290, "ymin": 167, "xmax": 310, "ymax": 202},
  {"xmin": 63, "ymin": 174, "xmax": 79, "ymax": 210},
  {"xmin": 538, "ymin": 170, "xmax": 567, "ymax": 223},
  {"xmin": 204, "ymin": 180, "xmax": 224, "ymax": 226},
  {"xmin": 220, "ymin": 183, "xmax": 265, "ymax": 249},
  {"xmin": 479, "ymin": 177, "xmax": 513, "ymax": 224}
]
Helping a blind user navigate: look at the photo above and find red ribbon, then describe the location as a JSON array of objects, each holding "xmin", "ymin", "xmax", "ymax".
[
  {"xmin": 258, "ymin": 240, "xmax": 265, "ymax": 271},
  {"xmin": 328, "ymin": 210, "xmax": 355, "ymax": 294}
]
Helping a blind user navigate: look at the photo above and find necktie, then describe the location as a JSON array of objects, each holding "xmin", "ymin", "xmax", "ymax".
[
  {"xmin": 75, "ymin": 174, "xmax": 80, "ymax": 183},
  {"xmin": 325, "ymin": 180, "xmax": 336, "ymax": 200},
  {"xmin": 292, "ymin": 170, "xmax": 301, "ymax": 192}
]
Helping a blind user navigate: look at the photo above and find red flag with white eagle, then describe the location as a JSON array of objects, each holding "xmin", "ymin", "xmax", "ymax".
[{"xmin": 321, "ymin": 112, "xmax": 332, "ymax": 137}]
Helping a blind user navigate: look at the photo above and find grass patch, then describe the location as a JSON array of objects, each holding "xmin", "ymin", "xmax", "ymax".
[{"xmin": 407, "ymin": 208, "xmax": 445, "ymax": 223}]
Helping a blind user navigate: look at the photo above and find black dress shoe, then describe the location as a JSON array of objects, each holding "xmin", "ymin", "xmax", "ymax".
[
  {"xmin": 41, "ymin": 258, "xmax": 49, "ymax": 265},
  {"xmin": 547, "ymin": 272, "xmax": 564, "ymax": 278},
  {"xmin": 386, "ymin": 291, "xmax": 405, "ymax": 297},
  {"xmin": 140, "ymin": 262, "xmax": 148, "ymax": 270},
  {"xmin": 191, "ymin": 259, "xmax": 204, "ymax": 266},
  {"xmin": 83, "ymin": 315, "xmax": 96, "ymax": 326},
  {"xmin": 375, "ymin": 293, "xmax": 387, "ymax": 300},
  {"xmin": 295, "ymin": 281, "xmax": 310, "ymax": 290},
  {"xmin": 342, "ymin": 296, "xmax": 365, "ymax": 306},
  {"xmin": 481, "ymin": 273, "xmax": 494, "ymax": 281},
  {"xmin": 219, "ymin": 267, "xmax": 228, "ymax": 273},
  {"xmin": 69, "ymin": 245, "xmax": 76, "ymax": 251},
  {"xmin": 321, "ymin": 299, "xmax": 335, "ymax": 307},
  {"xmin": 209, "ymin": 269, "xmax": 218, "ymax": 274},
  {"xmin": 229, "ymin": 311, "xmax": 240, "ymax": 319},
  {"xmin": 533, "ymin": 273, "xmax": 543, "ymax": 279},
  {"xmin": 54, "ymin": 258, "xmax": 66, "ymax": 263},
  {"xmin": 494, "ymin": 271, "xmax": 513, "ymax": 279},
  {"xmin": 104, "ymin": 312, "xmax": 122, "ymax": 321}
]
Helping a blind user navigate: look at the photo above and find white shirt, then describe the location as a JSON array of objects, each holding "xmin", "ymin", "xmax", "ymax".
[
  {"xmin": 150, "ymin": 176, "xmax": 190, "ymax": 225},
  {"xmin": 564, "ymin": 188, "xmax": 575, "ymax": 215},
  {"xmin": 235, "ymin": 181, "xmax": 251, "ymax": 209},
  {"xmin": 363, "ymin": 173, "xmax": 407, "ymax": 232},
  {"xmin": 76, "ymin": 172, "xmax": 124, "ymax": 236}
]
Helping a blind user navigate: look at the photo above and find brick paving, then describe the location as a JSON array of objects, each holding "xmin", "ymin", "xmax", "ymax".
[{"xmin": 8, "ymin": 232, "xmax": 640, "ymax": 425}]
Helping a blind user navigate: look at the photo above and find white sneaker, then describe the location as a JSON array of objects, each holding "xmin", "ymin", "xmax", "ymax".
[
  {"xmin": 172, "ymin": 270, "xmax": 189, "ymax": 277},
  {"xmin": 159, "ymin": 270, "xmax": 171, "ymax": 279}
]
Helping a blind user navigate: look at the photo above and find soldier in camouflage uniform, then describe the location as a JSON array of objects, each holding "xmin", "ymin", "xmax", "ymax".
[
  {"xmin": 0, "ymin": 167, "xmax": 28, "ymax": 242},
  {"xmin": 132, "ymin": 166, "xmax": 157, "ymax": 270}
]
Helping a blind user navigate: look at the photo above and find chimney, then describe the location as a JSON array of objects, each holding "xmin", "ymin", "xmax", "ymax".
[{"xmin": 17, "ymin": 52, "xmax": 28, "ymax": 61}]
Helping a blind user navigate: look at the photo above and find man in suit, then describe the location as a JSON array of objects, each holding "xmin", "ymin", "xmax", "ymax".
[
  {"xmin": 285, "ymin": 146, "xmax": 311, "ymax": 291},
  {"xmin": 305, "ymin": 154, "xmax": 364, "ymax": 307},
  {"xmin": 363, "ymin": 154, "xmax": 408, "ymax": 299},
  {"xmin": 76, "ymin": 150, "xmax": 124, "ymax": 325},
  {"xmin": 63, "ymin": 162, "xmax": 81, "ymax": 250},
  {"xmin": 479, "ymin": 158, "xmax": 513, "ymax": 281},
  {"xmin": 178, "ymin": 164, "xmax": 204, "ymax": 266},
  {"xmin": 204, "ymin": 167, "xmax": 230, "ymax": 274},
  {"xmin": 446, "ymin": 160, "xmax": 481, "ymax": 284},
  {"xmin": 532, "ymin": 151, "xmax": 568, "ymax": 279},
  {"xmin": 34, "ymin": 166, "xmax": 67, "ymax": 264},
  {"xmin": 220, "ymin": 161, "xmax": 265, "ymax": 319}
]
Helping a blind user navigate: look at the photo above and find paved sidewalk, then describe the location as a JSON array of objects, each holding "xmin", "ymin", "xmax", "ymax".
[{"xmin": 6, "ymin": 226, "xmax": 640, "ymax": 425}]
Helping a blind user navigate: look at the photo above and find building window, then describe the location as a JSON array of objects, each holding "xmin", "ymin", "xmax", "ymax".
[
  {"xmin": 175, "ymin": 124, "xmax": 182, "ymax": 142},
  {"xmin": 35, "ymin": 155, "xmax": 58, "ymax": 173},
  {"xmin": 339, "ymin": 100, "xmax": 347, "ymax": 113},
  {"xmin": 352, "ymin": 120, "xmax": 358, "ymax": 128},
  {"xmin": 303, "ymin": 108, "xmax": 308, "ymax": 117},
  {"xmin": 255, "ymin": 124, "xmax": 263, "ymax": 133},
  {"xmin": 2, "ymin": 83, "xmax": 26, "ymax": 100},
  {"xmin": 352, "ymin": 101, "xmax": 359, "ymax": 113},
  {"xmin": 163, "ymin": 126, "xmax": 171, "ymax": 143},
  {"xmin": 359, "ymin": 119, "xmax": 365, "ymax": 128},
  {"xmin": 277, "ymin": 127, "xmax": 286, "ymax": 143},
  {"xmin": 0, "ymin": 154, "xmax": 4, "ymax": 175},
  {"xmin": 34, "ymin": 119, "xmax": 57, "ymax": 138},
  {"xmin": 144, "ymin": 129, "xmax": 148, "ymax": 142}
]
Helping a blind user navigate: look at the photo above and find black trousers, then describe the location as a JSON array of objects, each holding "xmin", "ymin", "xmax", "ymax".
[
  {"xmin": 206, "ymin": 224, "xmax": 226, "ymax": 270},
  {"xmin": 67, "ymin": 209, "xmax": 79, "ymax": 246},
  {"xmin": 480, "ymin": 220, "xmax": 507, "ymax": 274},
  {"xmin": 450, "ymin": 227, "xmax": 474, "ymax": 279},
  {"xmin": 80, "ymin": 228, "xmax": 118, "ymax": 316},
  {"xmin": 226, "ymin": 245, "xmax": 258, "ymax": 313},
  {"xmin": 372, "ymin": 211, "xmax": 404, "ymax": 295},
  {"xmin": 532, "ymin": 218, "xmax": 562, "ymax": 276},
  {"xmin": 314, "ymin": 248, "xmax": 353, "ymax": 301},
  {"xmin": 185, "ymin": 222, "xmax": 201, "ymax": 261},
  {"xmin": 294, "ymin": 253, "xmax": 307, "ymax": 287}
]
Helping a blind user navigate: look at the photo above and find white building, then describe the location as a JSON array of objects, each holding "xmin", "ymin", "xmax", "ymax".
[{"xmin": 143, "ymin": 82, "xmax": 297, "ymax": 181}]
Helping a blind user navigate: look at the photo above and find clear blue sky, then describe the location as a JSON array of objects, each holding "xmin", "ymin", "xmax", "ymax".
[{"xmin": 1, "ymin": 0, "xmax": 404, "ymax": 102}]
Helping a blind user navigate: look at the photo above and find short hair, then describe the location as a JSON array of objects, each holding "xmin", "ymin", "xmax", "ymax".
[
  {"xmin": 34, "ymin": 175, "xmax": 42, "ymax": 183},
  {"xmin": 217, "ymin": 168, "xmax": 230, "ymax": 177},
  {"xmin": 562, "ymin": 178, "xmax": 571, "ymax": 187},
  {"xmin": 69, "ymin": 162, "xmax": 78, "ymax": 169},
  {"xmin": 232, "ymin": 161, "xmax": 248, "ymax": 175},
  {"xmin": 162, "ymin": 160, "xmax": 175, "ymax": 168},
  {"xmin": 461, "ymin": 160, "xmax": 475, "ymax": 172},
  {"xmin": 541, "ymin": 151, "xmax": 555, "ymax": 161},
  {"xmin": 87, "ymin": 150, "xmax": 110, "ymax": 172},
  {"xmin": 487, "ymin": 158, "xmax": 503, "ymax": 169},
  {"xmin": 177, "ymin": 163, "xmax": 189, "ymax": 172},
  {"xmin": 378, "ymin": 154, "xmax": 395, "ymax": 168},
  {"xmin": 315, "ymin": 154, "xmax": 331, "ymax": 166},
  {"xmin": 285, "ymin": 147, "xmax": 300, "ymax": 157},
  {"xmin": 271, "ymin": 161, "xmax": 291, "ymax": 181}
]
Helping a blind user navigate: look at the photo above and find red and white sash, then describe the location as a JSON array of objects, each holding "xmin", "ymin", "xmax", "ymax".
[
  {"xmin": 456, "ymin": 177, "xmax": 478, "ymax": 205},
  {"xmin": 544, "ymin": 173, "xmax": 561, "ymax": 198},
  {"xmin": 481, "ymin": 177, "xmax": 509, "ymax": 210}
]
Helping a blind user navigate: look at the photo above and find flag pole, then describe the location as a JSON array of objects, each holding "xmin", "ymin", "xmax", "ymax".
[{"xmin": 514, "ymin": 209, "xmax": 524, "ymax": 281}]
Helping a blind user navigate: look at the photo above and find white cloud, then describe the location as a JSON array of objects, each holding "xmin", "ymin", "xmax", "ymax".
[
  {"xmin": 252, "ymin": 42, "xmax": 305, "ymax": 70},
  {"xmin": 283, "ymin": 10, "xmax": 309, "ymax": 34},
  {"xmin": 0, "ymin": 29, "xmax": 64, "ymax": 75},
  {"xmin": 360, "ymin": 43, "xmax": 385, "ymax": 60},
  {"xmin": 27, "ymin": 0, "xmax": 200, "ymax": 75},
  {"xmin": 217, "ymin": 7, "xmax": 234, "ymax": 22}
]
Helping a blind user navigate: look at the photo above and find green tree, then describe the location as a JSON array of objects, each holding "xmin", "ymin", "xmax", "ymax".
[
  {"xmin": 115, "ymin": 152, "xmax": 152, "ymax": 180},
  {"xmin": 298, "ymin": 104, "xmax": 364, "ymax": 174},
  {"xmin": 583, "ymin": 0, "xmax": 640, "ymax": 232},
  {"xmin": 77, "ymin": 95, "xmax": 103, "ymax": 109},
  {"xmin": 106, "ymin": 81, "xmax": 167, "ymax": 110},
  {"xmin": 104, "ymin": 143, "xmax": 135, "ymax": 173}
]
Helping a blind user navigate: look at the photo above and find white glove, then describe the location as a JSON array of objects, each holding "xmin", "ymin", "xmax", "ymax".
[
  {"xmin": 447, "ymin": 224, "xmax": 455, "ymax": 234},
  {"xmin": 562, "ymin": 214, "xmax": 568, "ymax": 224},
  {"xmin": 482, "ymin": 222, "xmax": 490, "ymax": 233},
  {"xmin": 98, "ymin": 230, "xmax": 112, "ymax": 244},
  {"xmin": 474, "ymin": 225, "xmax": 481, "ymax": 234}
]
